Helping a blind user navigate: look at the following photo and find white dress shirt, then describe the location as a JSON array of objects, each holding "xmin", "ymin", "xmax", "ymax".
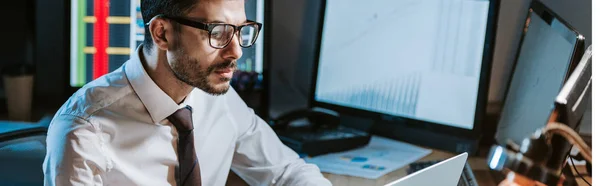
[{"xmin": 43, "ymin": 46, "xmax": 332, "ymax": 186}]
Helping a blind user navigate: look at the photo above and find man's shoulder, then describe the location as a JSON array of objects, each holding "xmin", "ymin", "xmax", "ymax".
[{"xmin": 57, "ymin": 67, "xmax": 134, "ymax": 119}]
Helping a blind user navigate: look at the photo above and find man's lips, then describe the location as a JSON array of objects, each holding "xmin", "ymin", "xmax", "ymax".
[
  {"xmin": 214, "ymin": 67, "xmax": 234, "ymax": 74},
  {"xmin": 213, "ymin": 67, "xmax": 235, "ymax": 79}
]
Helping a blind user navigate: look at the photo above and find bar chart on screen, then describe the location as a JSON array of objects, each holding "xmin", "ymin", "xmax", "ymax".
[{"xmin": 318, "ymin": 72, "xmax": 422, "ymax": 118}]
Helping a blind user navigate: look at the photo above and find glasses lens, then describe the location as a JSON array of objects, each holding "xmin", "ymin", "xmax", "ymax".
[
  {"xmin": 210, "ymin": 24, "xmax": 235, "ymax": 48},
  {"xmin": 240, "ymin": 25, "xmax": 258, "ymax": 47}
]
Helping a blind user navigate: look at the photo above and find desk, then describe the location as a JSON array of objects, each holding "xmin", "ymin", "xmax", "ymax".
[
  {"xmin": 322, "ymin": 148, "xmax": 496, "ymax": 186},
  {"xmin": 323, "ymin": 148, "xmax": 592, "ymax": 186}
]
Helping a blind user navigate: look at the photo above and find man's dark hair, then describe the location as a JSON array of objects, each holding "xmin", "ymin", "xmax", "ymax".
[{"xmin": 141, "ymin": 0, "xmax": 198, "ymax": 52}]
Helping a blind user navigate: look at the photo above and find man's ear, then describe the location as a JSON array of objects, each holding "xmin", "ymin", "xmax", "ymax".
[{"xmin": 149, "ymin": 17, "xmax": 171, "ymax": 51}]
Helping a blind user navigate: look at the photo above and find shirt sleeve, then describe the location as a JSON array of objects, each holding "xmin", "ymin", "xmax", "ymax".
[
  {"xmin": 43, "ymin": 114, "xmax": 107, "ymax": 186},
  {"xmin": 226, "ymin": 90, "xmax": 332, "ymax": 186}
]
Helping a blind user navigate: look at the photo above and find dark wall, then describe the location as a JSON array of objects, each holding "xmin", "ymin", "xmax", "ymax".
[
  {"xmin": 34, "ymin": 0, "xmax": 67, "ymax": 107},
  {"xmin": 0, "ymin": 1, "xmax": 32, "ymax": 66},
  {"xmin": 0, "ymin": 1, "xmax": 35, "ymax": 111},
  {"xmin": 0, "ymin": 0, "xmax": 66, "ymax": 109}
]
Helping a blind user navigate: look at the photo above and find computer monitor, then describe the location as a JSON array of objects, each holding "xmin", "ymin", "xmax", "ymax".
[
  {"xmin": 495, "ymin": 0, "xmax": 585, "ymax": 147},
  {"xmin": 310, "ymin": 0, "xmax": 499, "ymax": 153},
  {"xmin": 68, "ymin": 0, "xmax": 266, "ymax": 88}
]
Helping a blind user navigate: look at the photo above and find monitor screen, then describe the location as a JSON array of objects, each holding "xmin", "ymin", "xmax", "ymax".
[
  {"xmin": 69, "ymin": 0, "xmax": 264, "ymax": 87},
  {"xmin": 495, "ymin": 5, "xmax": 582, "ymax": 145},
  {"xmin": 314, "ymin": 0, "xmax": 491, "ymax": 130}
]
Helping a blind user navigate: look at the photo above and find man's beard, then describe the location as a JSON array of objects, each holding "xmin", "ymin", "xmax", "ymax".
[{"xmin": 169, "ymin": 41, "xmax": 237, "ymax": 96}]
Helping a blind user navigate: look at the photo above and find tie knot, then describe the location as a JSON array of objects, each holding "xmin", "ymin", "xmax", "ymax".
[{"xmin": 167, "ymin": 105, "xmax": 194, "ymax": 132}]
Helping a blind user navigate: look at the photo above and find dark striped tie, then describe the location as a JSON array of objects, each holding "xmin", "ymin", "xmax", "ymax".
[{"xmin": 167, "ymin": 105, "xmax": 202, "ymax": 186}]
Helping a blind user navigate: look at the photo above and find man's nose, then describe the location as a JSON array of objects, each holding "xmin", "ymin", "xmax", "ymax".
[{"xmin": 221, "ymin": 33, "xmax": 243, "ymax": 60}]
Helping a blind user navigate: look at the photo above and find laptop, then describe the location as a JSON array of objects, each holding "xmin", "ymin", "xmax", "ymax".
[{"xmin": 384, "ymin": 153, "xmax": 468, "ymax": 186}]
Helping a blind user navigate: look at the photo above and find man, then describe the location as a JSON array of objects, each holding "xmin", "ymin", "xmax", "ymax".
[{"xmin": 43, "ymin": 0, "xmax": 332, "ymax": 185}]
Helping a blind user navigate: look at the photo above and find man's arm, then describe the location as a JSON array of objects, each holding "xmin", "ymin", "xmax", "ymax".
[
  {"xmin": 43, "ymin": 114, "xmax": 107, "ymax": 186},
  {"xmin": 226, "ymin": 91, "xmax": 332, "ymax": 186}
]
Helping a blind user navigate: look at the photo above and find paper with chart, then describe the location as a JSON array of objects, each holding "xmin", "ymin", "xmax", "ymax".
[{"xmin": 304, "ymin": 136, "xmax": 432, "ymax": 179}]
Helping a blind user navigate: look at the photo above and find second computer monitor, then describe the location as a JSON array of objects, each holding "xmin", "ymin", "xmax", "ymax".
[{"xmin": 495, "ymin": 1, "xmax": 585, "ymax": 146}]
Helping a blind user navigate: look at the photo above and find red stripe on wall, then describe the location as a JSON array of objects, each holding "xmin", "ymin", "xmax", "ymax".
[{"xmin": 93, "ymin": 0, "xmax": 109, "ymax": 79}]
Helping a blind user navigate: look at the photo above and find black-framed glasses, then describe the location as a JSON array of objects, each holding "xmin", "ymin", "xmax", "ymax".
[{"xmin": 155, "ymin": 15, "xmax": 262, "ymax": 49}]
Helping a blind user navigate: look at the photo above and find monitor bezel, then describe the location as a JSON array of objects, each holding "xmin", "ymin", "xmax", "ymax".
[{"xmin": 309, "ymin": 0, "xmax": 501, "ymax": 139}]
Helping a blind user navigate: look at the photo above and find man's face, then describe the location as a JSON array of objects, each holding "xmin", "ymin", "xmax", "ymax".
[{"xmin": 167, "ymin": 0, "xmax": 246, "ymax": 95}]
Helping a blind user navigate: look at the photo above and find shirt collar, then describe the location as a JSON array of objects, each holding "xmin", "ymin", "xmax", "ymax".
[{"xmin": 125, "ymin": 45, "xmax": 195, "ymax": 123}]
